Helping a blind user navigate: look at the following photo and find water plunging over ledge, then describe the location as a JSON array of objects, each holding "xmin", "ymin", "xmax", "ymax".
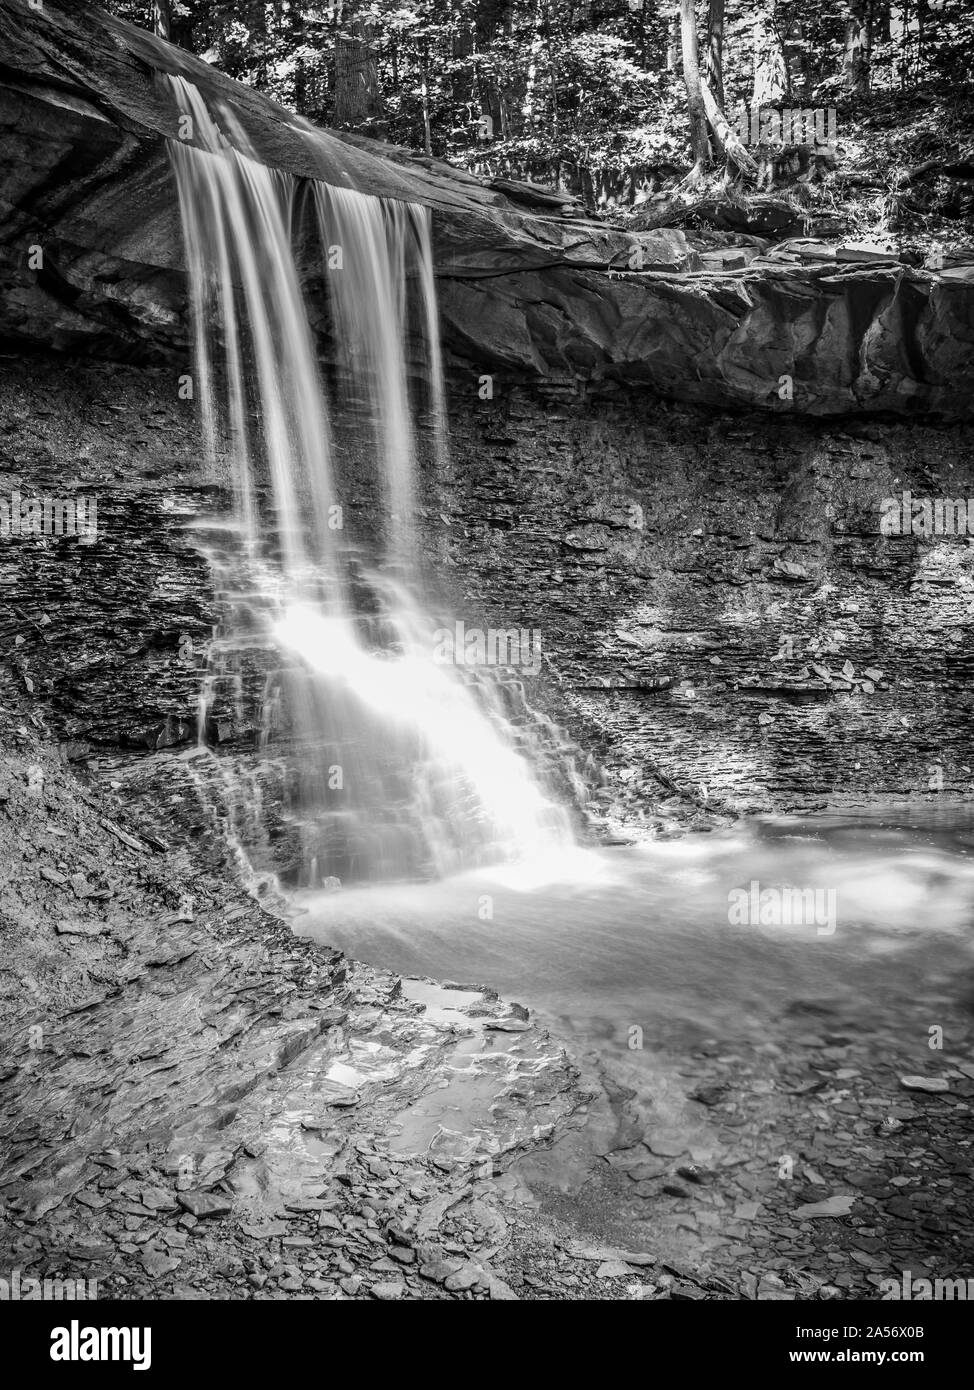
[{"xmin": 166, "ymin": 76, "xmax": 577, "ymax": 888}]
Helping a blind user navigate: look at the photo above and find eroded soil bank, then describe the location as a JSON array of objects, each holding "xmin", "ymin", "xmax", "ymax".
[{"xmin": 1, "ymin": 355, "xmax": 973, "ymax": 1299}]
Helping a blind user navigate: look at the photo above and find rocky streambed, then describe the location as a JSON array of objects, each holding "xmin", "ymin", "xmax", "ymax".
[
  {"xmin": 8, "ymin": 691, "xmax": 970, "ymax": 1303},
  {"xmin": 0, "ymin": 703, "xmax": 591, "ymax": 1301}
]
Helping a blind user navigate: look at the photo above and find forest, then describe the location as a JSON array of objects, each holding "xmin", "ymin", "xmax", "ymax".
[{"xmin": 106, "ymin": 0, "xmax": 974, "ymax": 250}]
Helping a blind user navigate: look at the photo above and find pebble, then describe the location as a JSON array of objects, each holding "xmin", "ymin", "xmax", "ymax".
[
  {"xmin": 371, "ymin": 1281, "xmax": 404, "ymax": 1300},
  {"xmin": 899, "ymin": 1075, "xmax": 950, "ymax": 1094},
  {"xmin": 177, "ymin": 1191, "xmax": 232, "ymax": 1219}
]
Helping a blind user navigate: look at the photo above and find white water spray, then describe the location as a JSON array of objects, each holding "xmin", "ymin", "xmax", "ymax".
[{"xmin": 167, "ymin": 78, "xmax": 574, "ymax": 885}]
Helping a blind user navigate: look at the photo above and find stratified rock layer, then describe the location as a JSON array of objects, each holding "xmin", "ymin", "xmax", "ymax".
[{"xmin": 2, "ymin": 354, "xmax": 973, "ymax": 819}]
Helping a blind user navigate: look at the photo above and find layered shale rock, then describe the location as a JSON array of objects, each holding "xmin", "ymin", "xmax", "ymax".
[
  {"xmin": 0, "ymin": 0, "xmax": 972, "ymax": 417},
  {"xmin": 439, "ymin": 391, "xmax": 974, "ymax": 819}
]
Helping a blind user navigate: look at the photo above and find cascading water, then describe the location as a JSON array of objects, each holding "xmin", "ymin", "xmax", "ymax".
[{"xmin": 166, "ymin": 77, "xmax": 576, "ymax": 887}]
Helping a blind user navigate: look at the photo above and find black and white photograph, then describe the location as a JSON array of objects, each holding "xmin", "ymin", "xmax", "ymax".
[{"xmin": 0, "ymin": 0, "xmax": 973, "ymax": 1363}]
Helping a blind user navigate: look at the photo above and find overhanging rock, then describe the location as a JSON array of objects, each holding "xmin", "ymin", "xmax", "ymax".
[{"xmin": 0, "ymin": 0, "xmax": 972, "ymax": 416}]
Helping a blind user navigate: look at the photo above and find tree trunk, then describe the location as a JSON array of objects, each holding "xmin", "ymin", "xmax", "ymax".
[
  {"xmin": 667, "ymin": 12, "xmax": 681, "ymax": 71},
  {"xmin": 333, "ymin": 11, "xmax": 383, "ymax": 130},
  {"xmin": 420, "ymin": 47, "xmax": 433, "ymax": 156},
  {"xmin": 893, "ymin": 0, "xmax": 909, "ymax": 88},
  {"xmin": 545, "ymin": 1, "xmax": 559, "ymax": 140},
  {"xmin": 637, "ymin": 0, "xmax": 650, "ymax": 68},
  {"xmin": 152, "ymin": 0, "xmax": 171, "ymax": 42},
  {"xmin": 287, "ymin": 2, "xmax": 306, "ymax": 114},
  {"xmin": 751, "ymin": 10, "xmax": 787, "ymax": 106},
  {"xmin": 523, "ymin": 0, "xmax": 543, "ymax": 131},
  {"xmin": 451, "ymin": 18, "xmax": 476, "ymax": 116},
  {"xmin": 700, "ymin": 77, "xmax": 756, "ymax": 173},
  {"xmin": 680, "ymin": 0, "xmax": 710, "ymax": 177},
  {"xmin": 844, "ymin": 0, "xmax": 872, "ymax": 95},
  {"xmin": 705, "ymin": 0, "xmax": 725, "ymax": 109}
]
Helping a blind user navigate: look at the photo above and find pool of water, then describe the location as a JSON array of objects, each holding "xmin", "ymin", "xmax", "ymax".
[{"xmin": 293, "ymin": 810, "xmax": 974, "ymax": 1053}]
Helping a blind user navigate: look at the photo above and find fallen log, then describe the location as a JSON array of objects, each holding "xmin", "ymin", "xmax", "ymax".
[{"xmin": 897, "ymin": 158, "xmax": 974, "ymax": 186}]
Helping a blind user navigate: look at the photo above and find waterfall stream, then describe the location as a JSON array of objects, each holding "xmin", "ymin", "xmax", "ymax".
[{"xmin": 166, "ymin": 76, "xmax": 576, "ymax": 888}]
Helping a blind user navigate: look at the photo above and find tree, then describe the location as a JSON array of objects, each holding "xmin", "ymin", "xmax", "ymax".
[
  {"xmin": 844, "ymin": 0, "xmax": 872, "ymax": 94},
  {"xmin": 706, "ymin": 0, "xmax": 726, "ymax": 109},
  {"xmin": 333, "ymin": 5, "xmax": 384, "ymax": 131},
  {"xmin": 751, "ymin": 4, "xmax": 787, "ymax": 105},
  {"xmin": 101, "ymin": 0, "xmax": 974, "ymax": 195},
  {"xmin": 152, "ymin": 0, "xmax": 172, "ymax": 41},
  {"xmin": 680, "ymin": 0, "xmax": 711, "ymax": 178},
  {"xmin": 418, "ymin": 40, "xmax": 433, "ymax": 155}
]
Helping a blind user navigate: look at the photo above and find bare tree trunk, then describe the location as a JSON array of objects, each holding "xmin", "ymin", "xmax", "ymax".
[
  {"xmin": 637, "ymin": 0, "xmax": 650, "ymax": 68},
  {"xmin": 545, "ymin": 0, "xmax": 559, "ymax": 141},
  {"xmin": 844, "ymin": 0, "xmax": 872, "ymax": 95},
  {"xmin": 420, "ymin": 46, "xmax": 433, "ymax": 156},
  {"xmin": 152, "ymin": 0, "xmax": 172, "ymax": 42},
  {"xmin": 523, "ymin": 0, "xmax": 543, "ymax": 130},
  {"xmin": 287, "ymin": 1, "xmax": 306, "ymax": 114},
  {"xmin": 451, "ymin": 16, "xmax": 475, "ymax": 117},
  {"xmin": 792, "ymin": 18, "xmax": 814, "ymax": 95},
  {"xmin": 751, "ymin": 11, "xmax": 787, "ymax": 106},
  {"xmin": 894, "ymin": 0, "xmax": 909, "ymax": 87},
  {"xmin": 704, "ymin": 0, "xmax": 726, "ymax": 159},
  {"xmin": 700, "ymin": 78, "xmax": 757, "ymax": 173},
  {"xmin": 706, "ymin": 0, "xmax": 725, "ymax": 109},
  {"xmin": 667, "ymin": 12, "xmax": 681, "ymax": 71},
  {"xmin": 334, "ymin": 9, "xmax": 383, "ymax": 130},
  {"xmin": 680, "ymin": 0, "xmax": 711, "ymax": 179}
]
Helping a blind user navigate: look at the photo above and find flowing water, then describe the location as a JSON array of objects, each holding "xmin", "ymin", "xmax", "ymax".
[
  {"xmin": 295, "ymin": 808, "xmax": 974, "ymax": 1069},
  {"xmin": 166, "ymin": 77, "xmax": 575, "ymax": 888},
  {"xmin": 292, "ymin": 813, "xmax": 974, "ymax": 1273}
]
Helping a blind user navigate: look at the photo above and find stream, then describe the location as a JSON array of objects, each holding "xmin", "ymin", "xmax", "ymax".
[
  {"xmin": 296, "ymin": 810, "xmax": 974, "ymax": 1050},
  {"xmin": 294, "ymin": 808, "xmax": 974, "ymax": 1287}
]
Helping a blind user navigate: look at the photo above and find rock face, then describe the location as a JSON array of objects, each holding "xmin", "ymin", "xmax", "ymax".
[
  {"xmin": 1, "ymin": 0, "xmax": 973, "ymax": 417},
  {"xmin": 2, "ymin": 352, "xmax": 973, "ymax": 824},
  {"xmin": 440, "ymin": 389, "xmax": 974, "ymax": 818},
  {"xmin": 1, "ymin": 0, "xmax": 974, "ymax": 821}
]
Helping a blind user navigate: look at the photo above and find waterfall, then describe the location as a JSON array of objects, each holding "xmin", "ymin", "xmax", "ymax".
[{"xmin": 166, "ymin": 76, "xmax": 574, "ymax": 887}]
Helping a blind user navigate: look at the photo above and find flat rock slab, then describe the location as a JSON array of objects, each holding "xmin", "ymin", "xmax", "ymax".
[
  {"xmin": 793, "ymin": 1194, "xmax": 857, "ymax": 1220},
  {"xmin": 177, "ymin": 1191, "xmax": 233, "ymax": 1219}
]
